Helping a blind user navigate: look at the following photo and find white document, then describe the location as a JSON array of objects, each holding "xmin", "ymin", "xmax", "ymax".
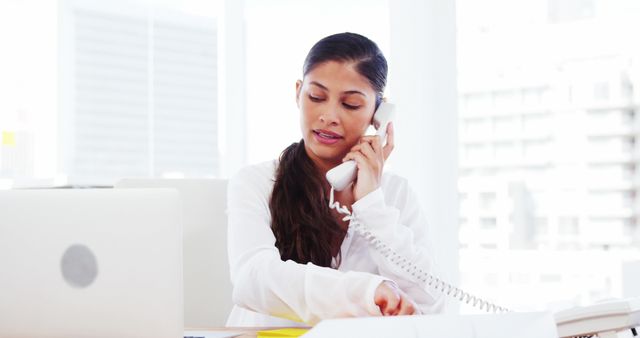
[{"xmin": 303, "ymin": 312, "xmax": 558, "ymax": 338}]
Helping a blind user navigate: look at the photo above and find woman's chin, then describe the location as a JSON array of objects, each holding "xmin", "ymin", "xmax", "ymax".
[
  {"xmin": 302, "ymin": 138, "xmax": 345, "ymax": 164},
  {"xmin": 310, "ymin": 148, "xmax": 343, "ymax": 165}
]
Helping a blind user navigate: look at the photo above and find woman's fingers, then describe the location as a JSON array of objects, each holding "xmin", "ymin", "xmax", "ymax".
[
  {"xmin": 358, "ymin": 142, "xmax": 379, "ymax": 165},
  {"xmin": 343, "ymin": 143, "xmax": 375, "ymax": 164},
  {"xmin": 384, "ymin": 291, "xmax": 401, "ymax": 316},
  {"xmin": 344, "ymin": 125, "xmax": 395, "ymax": 201},
  {"xmin": 374, "ymin": 281, "xmax": 419, "ymax": 317},
  {"xmin": 374, "ymin": 281, "xmax": 401, "ymax": 316},
  {"xmin": 397, "ymin": 294, "xmax": 417, "ymax": 315},
  {"xmin": 349, "ymin": 136, "xmax": 382, "ymax": 161},
  {"xmin": 359, "ymin": 135, "xmax": 383, "ymax": 153},
  {"xmin": 357, "ymin": 122, "xmax": 394, "ymax": 161}
]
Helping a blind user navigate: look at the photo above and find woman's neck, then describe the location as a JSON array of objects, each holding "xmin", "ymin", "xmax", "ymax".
[
  {"xmin": 311, "ymin": 159, "xmax": 341, "ymax": 194},
  {"xmin": 304, "ymin": 152, "xmax": 339, "ymax": 180}
]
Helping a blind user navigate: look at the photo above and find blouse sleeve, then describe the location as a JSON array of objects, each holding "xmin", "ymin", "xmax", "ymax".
[
  {"xmin": 350, "ymin": 177, "xmax": 444, "ymax": 314},
  {"xmin": 226, "ymin": 166, "xmax": 390, "ymax": 325}
]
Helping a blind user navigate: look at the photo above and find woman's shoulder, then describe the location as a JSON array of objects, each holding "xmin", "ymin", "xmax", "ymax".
[
  {"xmin": 232, "ymin": 159, "xmax": 277, "ymax": 180},
  {"xmin": 229, "ymin": 159, "xmax": 278, "ymax": 195}
]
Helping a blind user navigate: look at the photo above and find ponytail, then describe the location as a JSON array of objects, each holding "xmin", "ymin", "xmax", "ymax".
[{"xmin": 269, "ymin": 139, "xmax": 345, "ymax": 267}]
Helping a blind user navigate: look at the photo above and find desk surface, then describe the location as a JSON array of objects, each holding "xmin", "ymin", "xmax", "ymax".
[{"xmin": 186, "ymin": 327, "xmax": 310, "ymax": 338}]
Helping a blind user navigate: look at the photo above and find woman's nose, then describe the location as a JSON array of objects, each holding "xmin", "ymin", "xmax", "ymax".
[{"xmin": 319, "ymin": 106, "xmax": 340, "ymax": 124}]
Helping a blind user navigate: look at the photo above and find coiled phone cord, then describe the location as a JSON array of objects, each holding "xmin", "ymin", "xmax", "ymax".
[{"xmin": 329, "ymin": 187, "xmax": 511, "ymax": 314}]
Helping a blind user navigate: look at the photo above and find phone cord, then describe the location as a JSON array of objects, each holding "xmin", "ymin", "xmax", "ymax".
[{"xmin": 329, "ymin": 186, "xmax": 511, "ymax": 314}]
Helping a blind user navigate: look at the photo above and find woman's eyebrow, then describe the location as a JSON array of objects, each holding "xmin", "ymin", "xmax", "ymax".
[
  {"xmin": 309, "ymin": 81, "xmax": 366, "ymax": 97},
  {"xmin": 343, "ymin": 90, "xmax": 366, "ymax": 97},
  {"xmin": 309, "ymin": 81, "xmax": 328, "ymax": 90}
]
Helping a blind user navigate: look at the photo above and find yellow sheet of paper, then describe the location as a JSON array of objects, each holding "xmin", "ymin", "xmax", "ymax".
[
  {"xmin": 2, "ymin": 131, "xmax": 16, "ymax": 146},
  {"xmin": 257, "ymin": 328, "xmax": 309, "ymax": 338}
]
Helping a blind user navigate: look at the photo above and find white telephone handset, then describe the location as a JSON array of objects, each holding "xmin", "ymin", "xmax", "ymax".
[
  {"xmin": 555, "ymin": 298, "xmax": 640, "ymax": 338},
  {"xmin": 325, "ymin": 102, "xmax": 396, "ymax": 191}
]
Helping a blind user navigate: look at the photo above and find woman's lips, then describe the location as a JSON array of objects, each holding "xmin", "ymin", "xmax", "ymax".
[{"xmin": 313, "ymin": 130, "xmax": 342, "ymax": 145}]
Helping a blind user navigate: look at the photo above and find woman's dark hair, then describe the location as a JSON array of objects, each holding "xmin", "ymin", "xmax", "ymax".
[
  {"xmin": 269, "ymin": 32, "xmax": 388, "ymax": 267},
  {"xmin": 304, "ymin": 32, "xmax": 388, "ymax": 108}
]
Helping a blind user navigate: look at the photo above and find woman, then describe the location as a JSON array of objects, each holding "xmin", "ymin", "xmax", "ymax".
[{"xmin": 226, "ymin": 32, "xmax": 443, "ymax": 327}]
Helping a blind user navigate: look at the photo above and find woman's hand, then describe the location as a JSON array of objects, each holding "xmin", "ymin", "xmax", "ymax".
[
  {"xmin": 374, "ymin": 280, "xmax": 417, "ymax": 316},
  {"xmin": 342, "ymin": 122, "xmax": 395, "ymax": 202}
]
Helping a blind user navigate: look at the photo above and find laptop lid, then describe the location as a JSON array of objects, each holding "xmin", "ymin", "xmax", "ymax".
[
  {"xmin": 0, "ymin": 188, "xmax": 183, "ymax": 338},
  {"xmin": 115, "ymin": 179, "xmax": 231, "ymax": 327}
]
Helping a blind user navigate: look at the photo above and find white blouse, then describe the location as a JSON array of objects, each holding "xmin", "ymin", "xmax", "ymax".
[{"xmin": 225, "ymin": 160, "xmax": 443, "ymax": 327}]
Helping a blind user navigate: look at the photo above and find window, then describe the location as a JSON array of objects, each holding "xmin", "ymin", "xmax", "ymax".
[
  {"xmin": 0, "ymin": 0, "xmax": 223, "ymax": 187},
  {"xmin": 464, "ymin": 118, "xmax": 492, "ymax": 137},
  {"xmin": 522, "ymin": 88, "xmax": 545, "ymax": 107},
  {"xmin": 457, "ymin": 0, "xmax": 640, "ymax": 312},
  {"xmin": 522, "ymin": 113, "xmax": 549, "ymax": 135},
  {"xmin": 493, "ymin": 116, "xmax": 518, "ymax": 135},
  {"xmin": 465, "ymin": 143, "xmax": 492, "ymax": 163},
  {"xmin": 464, "ymin": 93, "xmax": 493, "ymax": 113},
  {"xmin": 523, "ymin": 140, "xmax": 549, "ymax": 161},
  {"xmin": 494, "ymin": 141, "xmax": 519, "ymax": 161},
  {"xmin": 480, "ymin": 217, "xmax": 497, "ymax": 229},
  {"xmin": 558, "ymin": 217, "xmax": 580, "ymax": 236},
  {"xmin": 534, "ymin": 218, "xmax": 549, "ymax": 239},
  {"xmin": 479, "ymin": 192, "xmax": 497, "ymax": 210},
  {"xmin": 593, "ymin": 82, "xmax": 610, "ymax": 101},
  {"xmin": 493, "ymin": 90, "xmax": 520, "ymax": 110},
  {"xmin": 66, "ymin": 5, "xmax": 220, "ymax": 184}
]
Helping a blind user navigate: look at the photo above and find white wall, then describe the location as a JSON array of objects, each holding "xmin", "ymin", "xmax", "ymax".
[
  {"xmin": 0, "ymin": 0, "xmax": 58, "ymax": 182},
  {"xmin": 220, "ymin": 0, "xmax": 247, "ymax": 177},
  {"xmin": 389, "ymin": 0, "xmax": 460, "ymax": 313}
]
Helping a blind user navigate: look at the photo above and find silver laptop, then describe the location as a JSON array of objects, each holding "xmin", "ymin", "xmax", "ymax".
[
  {"xmin": 0, "ymin": 188, "xmax": 183, "ymax": 338},
  {"xmin": 115, "ymin": 179, "xmax": 232, "ymax": 327}
]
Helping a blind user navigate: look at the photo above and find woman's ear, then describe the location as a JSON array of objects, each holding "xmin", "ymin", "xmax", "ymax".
[{"xmin": 295, "ymin": 80, "xmax": 303, "ymax": 108}]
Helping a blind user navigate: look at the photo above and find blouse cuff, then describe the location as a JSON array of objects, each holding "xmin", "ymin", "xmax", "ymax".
[
  {"xmin": 351, "ymin": 187, "xmax": 399, "ymax": 235},
  {"xmin": 352, "ymin": 187, "xmax": 385, "ymax": 214}
]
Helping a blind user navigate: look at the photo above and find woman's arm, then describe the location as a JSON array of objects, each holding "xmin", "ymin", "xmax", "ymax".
[
  {"xmin": 227, "ymin": 166, "xmax": 388, "ymax": 324},
  {"xmin": 349, "ymin": 177, "xmax": 445, "ymax": 315}
]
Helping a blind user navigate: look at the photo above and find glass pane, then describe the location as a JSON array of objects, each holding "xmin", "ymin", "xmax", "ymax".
[
  {"xmin": 457, "ymin": 0, "xmax": 640, "ymax": 312},
  {"xmin": 0, "ymin": 0, "xmax": 222, "ymax": 187}
]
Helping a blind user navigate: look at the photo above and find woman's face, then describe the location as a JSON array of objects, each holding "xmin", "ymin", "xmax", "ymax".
[{"xmin": 296, "ymin": 60, "xmax": 377, "ymax": 172}]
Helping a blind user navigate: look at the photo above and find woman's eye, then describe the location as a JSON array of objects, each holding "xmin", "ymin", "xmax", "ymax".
[
  {"xmin": 308, "ymin": 95, "xmax": 324, "ymax": 102},
  {"xmin": 342, "ymin": 103, "xmax": 360, "ymax": 110}
]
